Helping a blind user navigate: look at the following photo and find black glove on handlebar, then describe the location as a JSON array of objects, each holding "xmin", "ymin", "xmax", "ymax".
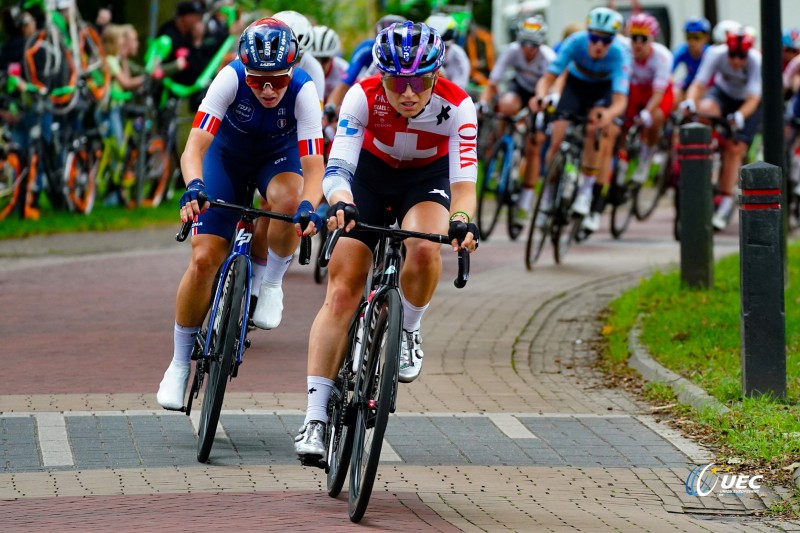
[
  {"xmin": 328, "ymin": 201, "xmax": 359, "ymax": 224},
  {"xmin": 448, "ymin": 221, "xmax": 480, "ymax": 246}
]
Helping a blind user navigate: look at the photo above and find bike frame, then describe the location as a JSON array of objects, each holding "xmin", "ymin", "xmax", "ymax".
[{"xmin": 202, "ymin": 219, "xmax": 254, "ymax": 368}]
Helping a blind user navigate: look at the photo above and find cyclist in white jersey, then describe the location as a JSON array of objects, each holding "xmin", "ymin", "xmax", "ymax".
[
  {"xmin": 310, "ymin": 25, "xmax": 349, "ymax": 103},
  {"xmin": 623, "ymin": 13, "xmax": 674, "ymax": 184},
  {"xmin": 477, "ymin": 16, "xmax": 555, "ymax": 224},
  {"xmin": 426, "ymin": 13, "xmax": 471, "ymax": 88},
  {"xmin": 294, "ymin": 22, "xmax": 478, "ymax": 459},
  {"xmin": 680, "ymin": 27, "xmax": 762, "ymax": 230}
]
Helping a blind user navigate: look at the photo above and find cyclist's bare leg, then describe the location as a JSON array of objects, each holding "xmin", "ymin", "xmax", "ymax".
[
  {"xmin": 524, "ymin": 131, "xmax": 544, "ymax": 188},
  {"xmin": 251, "ymin": 172, "xmax": 303, "ymax": 259},
  {"xmin": 399, "ymin": 201, "xmax": 449, "ymax": 307},
  {"xmin": 497, "ymin": 92, "xmax": 522, "ymax": 117},
  {"xmin": 175, "ymin": 234, "xmax": 230, "ymax": 327},
  {"xmin": 721, "ymin": 140, "xmax": 747, "ymax": 196},
  {"xmin": 545, "ymin": 119, "xmax": 568, "ymax": 167},
  {"xmin": 306, "ymin": 238, "xmax": 372, "ymax": 379}
]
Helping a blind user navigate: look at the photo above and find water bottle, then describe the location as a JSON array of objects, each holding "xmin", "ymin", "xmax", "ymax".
[{"xmin": 563, "ymin": 161, "xmax": 577, "ymax": 200}]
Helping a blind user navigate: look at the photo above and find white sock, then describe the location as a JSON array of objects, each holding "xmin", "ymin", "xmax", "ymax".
[
  {"xmin": 639, "ymin": 144, "xmax": 655, "ymax": 163},
  {"xmin": 401, "ymin": 294, "xmax": 428, "ymax": 332},
  {"xmin": 173, "ymin": 323, "xmax": 199, "ymax": 366},
  {"xmin": 263, "ymin": 248, "xmax": 293, "ymax": 287},
  {"xmin": 519, "ymin": 187, "xmax": 534, "ymax": 211},
  {"xmin": 304, "ymin": 376, "xmax": 334, "ymax": 425},
  {"xmin": 250, "ymin": 255, "xmax": 267, "ymax": 290},
  {"xmin": 579, "ymin": 175, "xmax": 596, "ymax": 195}
]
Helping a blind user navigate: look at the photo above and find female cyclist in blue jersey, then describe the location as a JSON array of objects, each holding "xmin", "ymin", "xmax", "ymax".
[
  {"xmin": 294, "ymin": 21, "xmax": 479, "ymax": 460},
  {"xmin": 156, "ymin": 18, "xmax": 325, "ymax": 410}
]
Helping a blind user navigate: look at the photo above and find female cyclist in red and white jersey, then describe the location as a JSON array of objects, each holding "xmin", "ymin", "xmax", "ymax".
[
  {"xmin": 624, "ymin": 13, "xmax": 674, "ymax": 184},
  {"xmin": 294, "ymin": 21, "xmax": 479, "ymax": 460}
]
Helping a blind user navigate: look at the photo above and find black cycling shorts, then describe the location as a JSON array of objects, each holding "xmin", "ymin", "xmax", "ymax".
[
  {"xmin": 347, "ymin": 150, "xmax": 451, "ymax": 251},
  {"xmin": 704, "ymin": 85, "xmax": 762, "ymax": 145},
  {"xmin": 556, "ymin": 74, "xmax": 613, "ymax": 119}
]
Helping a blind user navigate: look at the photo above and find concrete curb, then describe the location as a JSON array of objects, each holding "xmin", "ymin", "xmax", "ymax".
[{"xmin": 627, "ymin": 317, "xmax": 730, "ymax": 415}]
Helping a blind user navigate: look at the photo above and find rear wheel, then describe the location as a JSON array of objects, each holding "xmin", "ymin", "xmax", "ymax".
[
  {"xmin": 610, "ymin": 163, "xmax": 636, "ymax": 239},
  {"xmin": 196, "ymin": 256, "xmax": 247, "ymax": 463},
  {"xmin": 506, "ymin": 176, "xmax": 523, "ymax": 241},
  {"xmin": 64, "ymin": 143, "xmax": 97, "ymax": 214},
  {"xmin": 0, "ymin": 151, "xmax": 24, "ymax": 221},
  {"xmin": 477, "ymin": 140, "xmax": 509, "ymax": 240},
  {"xmin": 326, "ymin": 311, "xmax": 359, "ymax": 497},
  {"xmin": 348, "ymin": 290, "xmax": 401, "ymax": 523},
  {"xmin": 634, "ymin": 146, "xmax": 668, "ymax": 220},
  {"xmin": 525, "ymin": 155, "xmax": 562, "ymax": 270}
]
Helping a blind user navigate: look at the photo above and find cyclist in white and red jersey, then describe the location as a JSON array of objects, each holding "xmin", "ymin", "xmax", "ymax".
[
  {"xmin": 680, "ymin": 27, "xmax": 762, "ymax": 230},
  {"xmin": 294, "ymin": 21, "xmax": 479, "ymax": 459},
  {"xmin": 477, "ymin": 16, "xmax": 555, "ymax": 224},
  {"xmin": 624, "ymin": 13, "xmax": 673, "ymax": 184},
  {"xmin": 310, "ymin": 25, "xmax": 348, "ymax": 103},
  {"xmin": 156, "ymin": 18, "xmax": 324, "ymax": 410}
]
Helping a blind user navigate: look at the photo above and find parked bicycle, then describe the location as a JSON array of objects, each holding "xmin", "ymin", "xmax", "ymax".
[
  {"xmin": 174, "ymin": 189, "xmax": 312, "ymax": 463},
  {"xmin": 524, "ymin": 111, "xmax": 592, "ymax": 270},
  {"xmin": 476, "ymin": 108, "xmax": 530, "ymax": 241},
  {"xmin": 313, "ymin": 218, "xmax": 470, "ymax": 523}
]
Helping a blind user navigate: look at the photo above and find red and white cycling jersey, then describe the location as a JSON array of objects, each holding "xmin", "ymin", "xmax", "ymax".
[
  {"xmin": 630, "ymin": 41, "xmax": 673, "ymax": 92},
  {"xmin": 323, "ymin": 74, "xmax": 478, "ymax": 197}
]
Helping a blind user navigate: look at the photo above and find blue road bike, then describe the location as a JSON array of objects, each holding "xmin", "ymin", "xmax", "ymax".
[{"xmin": 175, "ymin": 188, "xmax": 312, "ymax": 463}]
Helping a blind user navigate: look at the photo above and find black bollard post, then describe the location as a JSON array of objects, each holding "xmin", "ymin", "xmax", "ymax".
[
  {"xmin": 739, "ymin": 162, "xmax": 786, "ymax": 399},
  {"xmin": 678, "ymin": 123, "xmax": 714, "ymax": 288}
]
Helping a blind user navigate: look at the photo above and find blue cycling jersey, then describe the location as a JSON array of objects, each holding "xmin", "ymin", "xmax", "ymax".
[
  {"xmin": 213, "ymin": 59, "xmax": 312, "ymax": 156},
  {"xmin": 672, "ymin": 43, "xmax": 709, "ymax": 89},
  {"xmin": 342, "ymin": 38, "xmax": 374, "ymax": 86},
  {"xmin": 547, "ymin": 31, "xmax": 631, "ymax": 95}
]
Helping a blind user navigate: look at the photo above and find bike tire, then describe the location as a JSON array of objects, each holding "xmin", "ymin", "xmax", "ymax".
[
  {"xmin": 610, "ymin": 162, "xmax": 636, "ymax": 239},
  {"xmin": 553, "ymin": 216, "xmax": 581, "ymax": 264},
  {"xmin": 326, "ymin": 310, "xmax": 360, "ymax": 497},
  {"xmin": 506, "ymin": 178, "xmax": 523, "ymax": 241},
  {"xmin": 633, "ymin": 148, "xmax": 668, "ymax": 221},
  {"xmin": 477, "ymin": 140, "xmax": 509, "ymax": 241},
  {"xmin": 0, "ymin": 151, "xmax": 24, "ymax": 221},
  {"xmin": 196, "ymin": 256, "xmax": 248, "ymax": 463},
  {"xmin": 525, "ymin": 155, "xmax": 563, "ymax": 270},
  {"xmin": 551, "ymin": 155, "xmax": 577, "ymax": 264},
  {"xmin": 348, "ymin": 289, "xmax": 401, "ymax": 523},
  {"xmin": 64, "ymin": 144, "xmax": 97, "ymax": 214},
  {"xmin": 137, "ymin": 135, "xmax": 172, "ymax": 207}
]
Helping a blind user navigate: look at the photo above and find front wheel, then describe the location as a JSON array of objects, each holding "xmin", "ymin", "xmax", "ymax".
[
  {"xmin": 609, "ymin": 166, "xmax": 636, "ymax": 240},
  {"xmin": 348, "ymin": 290, "xmax": 401, "ymax": 523},
  {"xmin": 477, "ymin": 140, "xmax": 509, "ymax": 240},
  {"xmin": 634, "ymin": 148, "xmax": 669, "ymax": 220},
  {"xmin": 0, "ymin": 151, "xmax": 25, "ymax": 221},
  {"xmin": 196, "ymin": 256, "xmax": 248, "ymax": 463},
  {"xmin": 64, "ymin": 143, "xmax": 97, "ymax": 214}
]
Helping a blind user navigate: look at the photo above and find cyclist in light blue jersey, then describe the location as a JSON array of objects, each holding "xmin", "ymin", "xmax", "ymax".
[{"xmin": 531, "ymin": 6, "xmax": 631, "ymax": 233}]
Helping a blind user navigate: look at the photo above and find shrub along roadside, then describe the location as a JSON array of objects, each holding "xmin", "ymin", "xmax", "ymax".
[{"xmin": 599, "ymin": 242, "xmax": 800, "ymax": 504}]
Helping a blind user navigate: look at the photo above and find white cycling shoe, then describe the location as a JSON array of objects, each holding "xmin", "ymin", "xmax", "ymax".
[
  {"xmin": 156, "ymin": 361, "xmax": 190, "ymax": 410},
  {"xmin": 252, "ymin": 283, "xmax": 283, "ymax": 330}
]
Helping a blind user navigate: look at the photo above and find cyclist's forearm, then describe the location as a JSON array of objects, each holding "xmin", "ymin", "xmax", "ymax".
[
  {"xmin": 607, "ymin": 93, "xmax": 628, "ymax": 118},
  {"xmin": 180, "ymin": 129, "xmax": 213, "ymax": 184},
  {"xmin": 685, "ymin": 82, "xmax": 705, "ymax": 105},
  {"xmin": 644, "ymin": 90, "xmax": 665, "ymax": 115},
  {"xmin": 299, "ymin": 154, "xmax": 325, "ymax": 207},
  {"xmin": 738, "ymin": 94, "xmax": 761, "ymax": 119},
  {"xmin": 479, "ymin": 82, "xmax": 497, "ymax": 105},
  {"xmin": 327, "ymin": 83, "xmax": 349, "ymax": 110},
  {"xmin": 449, "ymin": 181, "xmax": 477, "ymax": 221},
  {"xmin": 535, "ymin": 73, "xmax": 557, "ymax": 100}
]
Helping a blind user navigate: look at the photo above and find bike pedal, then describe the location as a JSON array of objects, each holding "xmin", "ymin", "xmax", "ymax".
[{"xmin": 298, "ymin": 455, "xmax": 327, "ymax": 470}]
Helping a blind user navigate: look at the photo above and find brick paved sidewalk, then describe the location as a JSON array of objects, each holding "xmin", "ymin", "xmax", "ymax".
[{"xmin": 3, "ymin": 215, "xmax": 800, "ymax": 531}]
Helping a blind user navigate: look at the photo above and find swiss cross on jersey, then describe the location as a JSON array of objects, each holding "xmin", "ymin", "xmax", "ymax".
[{"xmin": 360, "ymin": 76, "xmax": 473, "ymax": 169}]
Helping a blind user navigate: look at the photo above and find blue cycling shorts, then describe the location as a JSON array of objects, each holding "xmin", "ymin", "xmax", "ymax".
[{"xmin": 190, "ymin": 137, "xmax": 302, "ymax": 239}]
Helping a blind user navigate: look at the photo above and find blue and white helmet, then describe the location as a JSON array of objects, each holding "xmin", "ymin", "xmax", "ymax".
[{"xmin": 238, "ymin": 18, "xmax": 299, "ymax": 72}]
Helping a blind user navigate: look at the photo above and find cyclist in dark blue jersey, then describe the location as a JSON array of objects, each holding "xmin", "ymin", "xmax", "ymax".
[
  {"xmin": 157, "ymin": 18, "xmax": 325, "ymax": 410},
  {"xmin": 672, "ymin": 17, "xmax": 711, "ymax": 107}
]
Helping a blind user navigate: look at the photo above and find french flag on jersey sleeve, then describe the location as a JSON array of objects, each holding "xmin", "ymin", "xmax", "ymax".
[
  {"xmin": 192, "ymin": 111, "xmax": 221, "ymax": 135},
  {"xmin": 298, "ymin": 138, "xmax": 324, "ymax": 157}
]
